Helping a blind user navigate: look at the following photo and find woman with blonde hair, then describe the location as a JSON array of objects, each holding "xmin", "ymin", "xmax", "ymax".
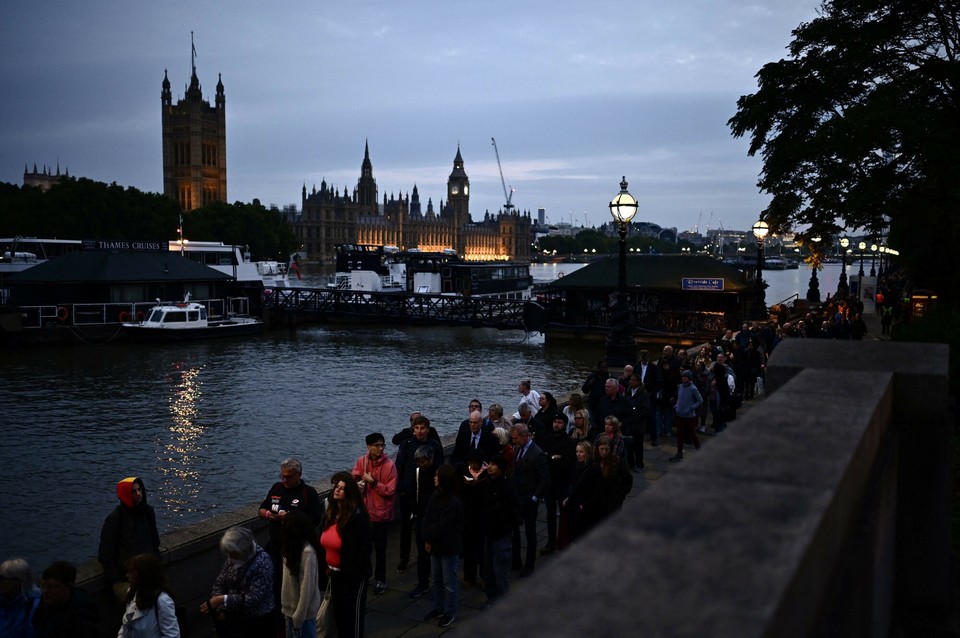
[
  {"xmin": 569, "ymin": 409, "xmax": 593, "ymax": 442},
  {"xmin": 562, "ymin": 394, "xmax": 588, "ymax": 434},
  {"xmin": 492, "ymin": 427, "xmax": 514, "ymax": 476}
]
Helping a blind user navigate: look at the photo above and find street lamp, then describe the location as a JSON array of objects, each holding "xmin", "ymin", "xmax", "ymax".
[
  {"xmin": 605, "ymin": 176, "xmax": 638, "ymax": 367},
  {"xmin": 858, "ymin": 240, "xmax": 867, "ymax": 278},
  {"xmin": 806, "ymin": 235, "xmax": 821, "ymax": 303},
  {"xmin": 878, "ymin": 246, "xmax": 886, "ymax": 279},
  {"xmin": 837, "ymin": 237, "xmax": 850, "ymax": 299},
  {"xmin": 751, "ymin": 219, "xmax": 769, "ymax": 319},
  {"xmin": 870, "ymin": 243, "xmax": 878, "ymax": 277}
]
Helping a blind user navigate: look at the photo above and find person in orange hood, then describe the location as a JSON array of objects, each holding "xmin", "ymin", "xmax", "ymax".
[{"xmin": 97, "ymin": 477, "xmax": 160, "ymax": 603}]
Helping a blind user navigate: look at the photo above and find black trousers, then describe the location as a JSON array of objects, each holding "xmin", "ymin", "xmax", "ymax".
[
  {"xmin": 330, "ymin": 570, "xmax": 367, "ymax": 638},
  {"xmin": 511, "ymin": 499, "xmax": 539, "ymax": 569}
]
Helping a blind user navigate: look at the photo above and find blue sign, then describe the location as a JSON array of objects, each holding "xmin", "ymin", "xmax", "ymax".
[{"xmin": 682, "ymin": 278, "xmax": 724, "ymax": 291}]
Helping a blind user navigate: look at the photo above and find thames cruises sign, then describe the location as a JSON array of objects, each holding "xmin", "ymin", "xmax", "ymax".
[{"xmin": 81, "ymin": 240, "xmax": 166, "ymax": 252}]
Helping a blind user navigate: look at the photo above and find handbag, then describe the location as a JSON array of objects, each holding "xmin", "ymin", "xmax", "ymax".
[{"xmin": 316, "ymin": 579, "xmax": 336, "ymax": 638}]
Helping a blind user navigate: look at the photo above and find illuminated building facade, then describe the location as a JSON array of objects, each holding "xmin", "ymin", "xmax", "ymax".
[{"xmin": 295, "ymin": 143, "xmax": 532, "ymax": 263}]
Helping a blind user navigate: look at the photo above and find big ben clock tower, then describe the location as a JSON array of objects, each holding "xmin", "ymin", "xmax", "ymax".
[{"xmin": 446, "ymin": 146, "xmax": 470, "ymax": 223}]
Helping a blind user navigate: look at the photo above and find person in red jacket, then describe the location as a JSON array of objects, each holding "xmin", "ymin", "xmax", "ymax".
[
  {"xmin": 351, "ymin": 432, "xmax": 397, "ymax": 596},
  {"xmin": 98, "ymin": 477, "xmax": 160, "ymax": 604}
]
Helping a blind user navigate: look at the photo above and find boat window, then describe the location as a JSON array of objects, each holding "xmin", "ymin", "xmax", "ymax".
[
  {"xmin": 200, "ymin": 308, "xmax": 207, "ymax": 320},
  {"xmin": 188, "ymin": 311, "xmax": 200, "ymax": 321},
  {"xmin": 165, "ymin": 311, "xmax": 187, "ymax": 323},
  {"xmin": 111, "ymin": 285, "xmax": 149, "ymax": 303},
  {"xmin": 185, "ymin": 284, "xmax": 211, "ymax": 300},
  {"xmin": 147, "ymin": 309, "xmax": 164, "ymax": 323}
]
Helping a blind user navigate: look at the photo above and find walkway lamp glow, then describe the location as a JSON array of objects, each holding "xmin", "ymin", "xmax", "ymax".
[
  {"xmin": 837, "ymin": 237, "xmax": 850, "ymax": 298},
  {"xmin": 806, "ymin": 235, "xmax": 821, "ymax": 303},
  {"xmin": 870, "ymin": 243, "xmax": 878, "ymax": 277},
  {"xmin": 606, "ymin": 176, "xmax": 638, "ymax": 366},
  {"xmin": 858, "ymin": 240, "xmax": 867, "ymax": 278},
  {"xmin": 751, "ymin": 219, "xmax": 769, "ymax": 318}
]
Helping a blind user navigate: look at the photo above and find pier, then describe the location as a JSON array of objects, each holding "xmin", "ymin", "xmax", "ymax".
[{"xmin": 263, "ymin": 287, "xmax": 545, "ymax": 331}]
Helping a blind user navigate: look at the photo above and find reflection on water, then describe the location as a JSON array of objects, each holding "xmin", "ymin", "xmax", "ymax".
[{"xmin": 161, "ymin": 363, "xmax": 205, "ymax": 514}]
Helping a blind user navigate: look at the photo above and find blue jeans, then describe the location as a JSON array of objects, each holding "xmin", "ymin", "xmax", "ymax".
[
  {"xmin": 286, "ymin": 616, "xmax": 316, "ymax": 638},
  {"xmin": 655, "ymin": 404, "xmax": 674, "ymax": 437},
  {"xmin": 430, "ymin": 554, "xmax": 460, "ymax": 617}
]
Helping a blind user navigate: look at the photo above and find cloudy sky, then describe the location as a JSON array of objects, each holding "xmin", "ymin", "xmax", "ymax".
[{"xmin": 1, "ymin": 1, "xmax": 820, "ymax": 234}]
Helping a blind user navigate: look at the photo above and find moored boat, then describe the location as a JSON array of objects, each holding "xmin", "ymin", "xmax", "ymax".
[
  {"xmin": 331, "ymin": 244, "xmax": 532, "ymax": 299},
  {"xmin": 123, "ymin": 295, "xmax": 262, "ymax": 341}
]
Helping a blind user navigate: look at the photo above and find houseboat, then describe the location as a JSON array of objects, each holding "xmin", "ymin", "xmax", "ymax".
[{"xmin": 331, "ymin": 244, "xmax": 533, "ymax": 300}]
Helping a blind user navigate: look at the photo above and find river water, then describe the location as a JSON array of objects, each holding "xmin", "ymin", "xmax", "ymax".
[{"xmin": 0, "ymin": 261, "xmax": 832, "ymax": 571}]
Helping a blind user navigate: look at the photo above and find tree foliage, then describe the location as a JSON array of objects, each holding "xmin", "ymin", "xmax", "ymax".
[
  {"xmin": 729, "ymin": 0, "xmax": 960, "ymax": 301},
  {"xmin": 0, "ymin": 178, "xmax": 298, "ymax": 260},
  {"xmin": 536, "ymin": 228, "xmax": 690, "ymax": 256}
]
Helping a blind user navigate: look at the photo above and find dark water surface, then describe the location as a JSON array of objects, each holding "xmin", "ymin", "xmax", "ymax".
[
  {"xmin": 0, "ymin": 323, "xmax": 596, "ymax": 570},
  {"xmin": 0, "ymin": 262, "xmax": 821, "ymax": 571}
]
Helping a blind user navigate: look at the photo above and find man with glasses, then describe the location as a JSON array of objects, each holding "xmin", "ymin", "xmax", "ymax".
[
  {"xmin": 351, "ymin": 432, "xmax": 397, "ymax": 596},
  {"xmin": 258, "ymin": 458, "xmax": 323, "ymax": 607}
]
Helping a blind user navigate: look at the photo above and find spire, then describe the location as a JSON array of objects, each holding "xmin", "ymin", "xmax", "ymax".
[{"xmin": 186, "ymin": 32, "xmax": 202, "ymax": 100}]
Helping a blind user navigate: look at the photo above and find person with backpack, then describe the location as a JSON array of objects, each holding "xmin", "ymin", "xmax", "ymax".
[{"xmin": 116, "ymin": 553, "xmax": 180, "ymax": 637}]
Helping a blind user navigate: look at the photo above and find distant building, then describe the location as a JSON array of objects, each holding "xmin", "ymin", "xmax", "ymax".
[
  {"xmin": 161, "ymin": 41, "xmax": 226, "ymax": 211},
  {"xmin": 293, "ymin": 143, "xmax": 532, "ymax": 264},
  {"xmin": 23, "ymin": 163, "xmax": 69, "ymax": 191}
]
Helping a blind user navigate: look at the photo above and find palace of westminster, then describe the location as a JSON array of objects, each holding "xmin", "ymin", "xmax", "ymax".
[{"xmin": 155, "ymin": 58, "xmax": 533, "ymax": 264}]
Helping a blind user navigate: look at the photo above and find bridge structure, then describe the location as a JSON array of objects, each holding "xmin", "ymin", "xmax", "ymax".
[{"xmin": 262, "ymin": 286, "xmax": 547, "ymax": 332}]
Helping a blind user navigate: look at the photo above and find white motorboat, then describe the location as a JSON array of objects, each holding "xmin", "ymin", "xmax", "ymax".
[{"xmin": 123, "ymin": 295, "xmax": 262, "ymax": 341}]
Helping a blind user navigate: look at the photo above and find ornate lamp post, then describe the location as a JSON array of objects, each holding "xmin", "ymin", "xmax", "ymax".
[
  {"xmin": 751, "ymin": 219, "xmax": 769, "ymax": 319},
  {"xmin": 870, "ymin": 243, "xmax": 878, "ymax": 277},
  {"xmin": 857, "ymin": 240, "xmax": 867, "ymax": 278},
  {"xmin": 806, "ymin": 235, "xmax": 822, "ymax": 303},
  {"xmin": 605, "ymin": 177, "xmax": 638, "ymax": 367},
  {"xmin": 878, "ymin": 246, "xmax": 886, "ymax": 279},
  {"xmin": 837, "ymin": 237, "xmax": 850, "ymax": 299}
]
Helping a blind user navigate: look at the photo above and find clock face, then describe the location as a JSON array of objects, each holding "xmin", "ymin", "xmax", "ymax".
[
  {"xmin": 451, "ymin": 186, "xmax": 460, "ymax": 195},
  {"xmin": 464, "ymin": 185, "xmax": 469, "ymax": 195}
]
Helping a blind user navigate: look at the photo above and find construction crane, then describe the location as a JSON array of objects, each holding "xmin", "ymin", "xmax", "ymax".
[{"xmin": 491, "ymin": 137, "xmax": 515, "ymax": 213}]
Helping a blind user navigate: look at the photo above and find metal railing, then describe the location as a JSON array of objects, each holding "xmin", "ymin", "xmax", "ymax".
[{"xmin": 264, "ymin": 287, "xmax": 533, "ymax": 329}]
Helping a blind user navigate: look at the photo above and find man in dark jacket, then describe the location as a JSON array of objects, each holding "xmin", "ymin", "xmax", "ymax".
[
  {"xmin": 396, "ymin": 415, "xmax": 445, "ymax": 575},
  {"xmin": 32, "ymin": 561, "xmax": 98, "ymax": 638},
  {"xmin": 580, "ymin": 360, "xmax": 610, "ymax": 417},
  {"xmin": 449, "ymin": 410, "xmax": 499, "ymax": 472},
  {"xmin": 510, "ymin": 423, "xmax": 549, "ymax": 577},
  {"xmin": 538, "ymin": 415, "xmax": 576, "ymax": 554},
  {"xmin": 97, "ymin": 476, "xmax": 160, "ymax": 602},
  {"xmin": 635, "ymin": 349, "xmax": 662, "ymax": 446},
  {"xmin": 478, "ymin": 455, "xmax": 519, "ymax": 602}
]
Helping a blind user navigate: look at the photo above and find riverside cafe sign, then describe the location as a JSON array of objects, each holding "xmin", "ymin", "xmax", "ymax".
[{"xmin": 681, "ymin": 277, "xmax": 724, "ymax": 291}]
